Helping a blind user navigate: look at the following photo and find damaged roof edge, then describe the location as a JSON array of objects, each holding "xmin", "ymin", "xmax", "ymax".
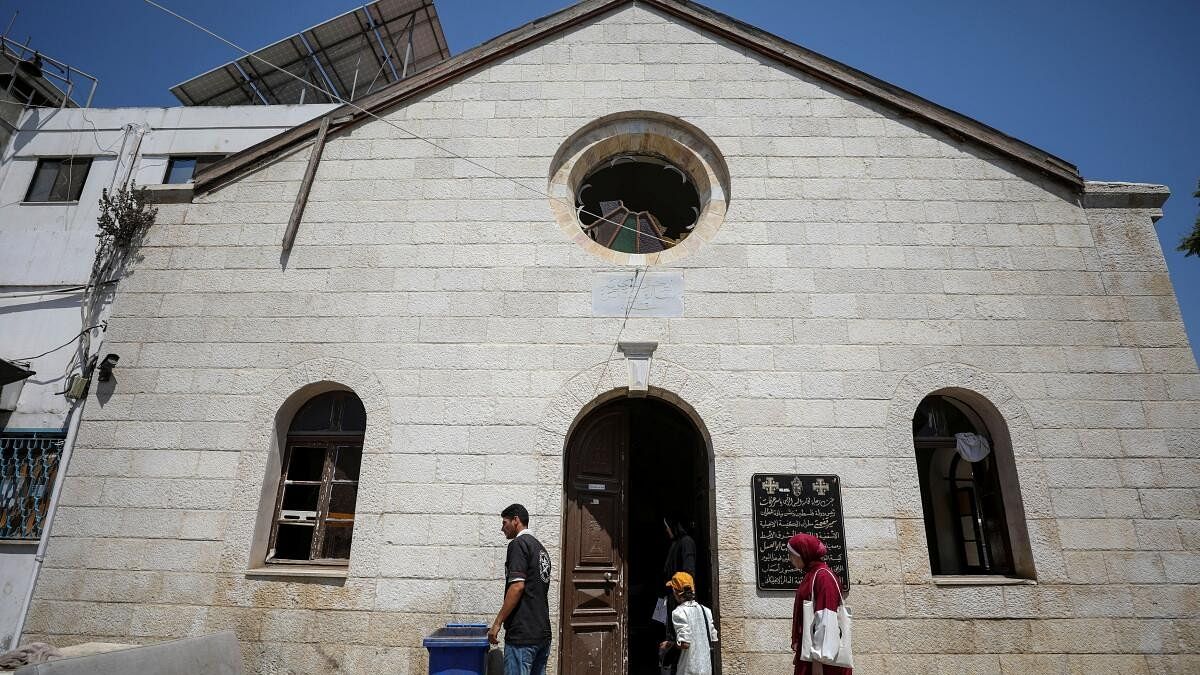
[{"xmin": 194, "ymin": 0, "xmax": 1084, "ymax": 195}]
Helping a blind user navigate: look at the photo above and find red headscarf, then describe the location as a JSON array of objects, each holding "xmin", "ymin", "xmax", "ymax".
[{"xmin": 787, "ymin": 533, "xmax": 827, "ymax": 571}]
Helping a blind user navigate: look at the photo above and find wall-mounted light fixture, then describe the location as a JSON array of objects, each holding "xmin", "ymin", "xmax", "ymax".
[{"xmin": 97, "ymin": 353, "xmax": 120, "ymax": 382}]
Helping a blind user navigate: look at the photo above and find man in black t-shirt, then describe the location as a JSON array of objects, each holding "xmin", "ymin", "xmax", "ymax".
[{"xmin": 489, "ymin": 503, "xmax": 552, "ymax": 675}]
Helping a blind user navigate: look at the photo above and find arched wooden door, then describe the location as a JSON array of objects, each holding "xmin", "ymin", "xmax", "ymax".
[{"xmin": 559, "ymin": 404, "xmax": 628, "ymax": 674}]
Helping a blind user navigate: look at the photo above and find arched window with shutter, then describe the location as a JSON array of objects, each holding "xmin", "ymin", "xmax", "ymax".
[{"xmin": 268, "ymin": 390, "xmax": 365, "ymax": 564}]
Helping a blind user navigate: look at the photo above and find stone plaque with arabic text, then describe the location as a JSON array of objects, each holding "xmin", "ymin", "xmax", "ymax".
[
  {"xmin": 751, "ymin": 473, "xmax": 850, "ymax": 592},
  {"xmin": 591, "ymin": 271, "xmax": 684, "ymax": 317}
]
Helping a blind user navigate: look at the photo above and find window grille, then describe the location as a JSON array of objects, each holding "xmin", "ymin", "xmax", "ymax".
[{"xmin": 0, "ymin": 433, "xmax": 65, "ymax": 540}]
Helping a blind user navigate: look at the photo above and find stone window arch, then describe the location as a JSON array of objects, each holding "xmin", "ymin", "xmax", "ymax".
[
  {"xmin": 912, "ymin": 391, "xmax": 1035, "ymax": 579},
  {"xmin": 266, "ymin": 390, "xmax": 365, "ymax": 565}
]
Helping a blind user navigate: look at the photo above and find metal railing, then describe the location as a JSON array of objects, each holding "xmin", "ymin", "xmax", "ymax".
[
  {"xmin": 0, "ymin": 433, "xmax": 64, "ymax": 540},
  {"xmin": 1, "ymin": 35, "xmax": 98, "ymax": 108}
]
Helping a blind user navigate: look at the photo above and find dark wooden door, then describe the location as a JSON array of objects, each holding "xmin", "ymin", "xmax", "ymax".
[{"xmin": 560, "ymin": 404, "xmax": 628, "ymax": 675}]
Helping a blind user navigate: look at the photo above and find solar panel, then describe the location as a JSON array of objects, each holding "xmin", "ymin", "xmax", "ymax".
[{"xmin": 169, "ymin": 0, "xmax": 449, "ymax": 106}]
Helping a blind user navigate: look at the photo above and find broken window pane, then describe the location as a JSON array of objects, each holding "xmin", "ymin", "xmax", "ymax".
[
  {"xmin": 913, "ymin": 394, "xmax": 1017, "ymax": 576},
  {"xmin": 333, "ymin": 446, "xmax": 361, "ymax": 481},
  {"xmin": 576, "ymin": 156, "xmax": 699, "ymax": 253},
  {"xmin": 289, "ymin": 391, "xmax": 367, "ymax": 433},
  {"xmin": 289, "ymin": 394, "xmax": 337, "ymax": 432},
  {"xmin": 274, "ymin": 523, "xmax": 314, "ymax": 560},
  {"xmin": 338, "ymin": 397, "xmax": 367, "ymax": 432},
  {"xmin": 270, "ymin": 392, "xmax": 367, "ymax": 566},
  {"xmin": 281, "ymin": 484, "xmax": 320, "ymax": 514},
  {"xmin": 286, "ymin": 446, "xmax": 326, "ymax": 481},
  {"xmin": 328, "ymin": 484, "xmax": 358, "ymax": 519},
  {"xmin": 321, "ymin": 521, "xmax": 354, "ymax": 559}
]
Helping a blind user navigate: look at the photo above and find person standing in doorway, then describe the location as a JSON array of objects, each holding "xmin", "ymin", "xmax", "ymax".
[
  {"xmin": 489, "ymin": 504, "xmax": 552, "ymax": 675},
  {"xmin": 663, "ymin": 518, "xmax": 698, "ymax": 582},
  {"xmin": 788, "ymin": 533, "xmax": 851, "ymax": 675},
  {"xmin": 658, "ymin": 518, "xmax": 698, "ymax": 671}
]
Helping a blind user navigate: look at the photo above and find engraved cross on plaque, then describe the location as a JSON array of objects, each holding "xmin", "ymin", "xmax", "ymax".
[
  {"xmin": 761, "ymin": 477, "xmax": 780, "ymax": 495},
  {"xmin": 812, "ymin": 478, "xmax": 830, "ymax": 496}
]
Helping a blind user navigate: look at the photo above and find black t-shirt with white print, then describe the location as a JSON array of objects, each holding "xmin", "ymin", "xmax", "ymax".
[{"xmin": 503, "ymin": 530, "xmax": 552, "ymax": 645}]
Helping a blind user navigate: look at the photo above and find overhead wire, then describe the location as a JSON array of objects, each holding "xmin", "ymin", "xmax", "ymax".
[
  {"xmin": 0, "ymin": 280, "xmax": 119, "ymax": 300},
  {"xmin": 591, "ymin": 265, "xmax": 649, "ymax": 398},
  {"xmin": 140, "ymin": 0, "xmax": 678, "ymax": 248},
  {"xmin": 9, "ymin": 322, "xmax": 106, "ymax": 362}
]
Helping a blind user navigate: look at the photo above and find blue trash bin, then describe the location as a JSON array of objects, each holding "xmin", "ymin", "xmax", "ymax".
[{"xmin": 423, "ymin": 623, "xmax": 491, "ymax": 675}]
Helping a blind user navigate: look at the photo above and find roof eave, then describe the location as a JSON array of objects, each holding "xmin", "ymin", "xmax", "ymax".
[{"xmin": 645, "ymin": 0, "xmax": 1081, "ymax": 189}]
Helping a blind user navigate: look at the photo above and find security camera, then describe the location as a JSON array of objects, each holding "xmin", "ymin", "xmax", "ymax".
[{"xmin": 97, "ymin": 353, "xmax": 120, "ymax": 382}]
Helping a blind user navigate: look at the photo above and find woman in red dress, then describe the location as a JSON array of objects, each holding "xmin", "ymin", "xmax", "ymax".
[{"xmin": 789, "ymin": 533, "xmax": 851, "ymax": 675}]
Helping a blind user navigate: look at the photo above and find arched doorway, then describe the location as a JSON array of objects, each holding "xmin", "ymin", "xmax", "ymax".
[{"xmin": 558, "ymin": 394, "xmax": 719, "ymax": 675}]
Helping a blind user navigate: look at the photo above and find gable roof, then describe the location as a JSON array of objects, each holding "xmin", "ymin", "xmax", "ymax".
[{"xmin": 195, "ymin": 0, "xmax": 1082, "ymax": 194}]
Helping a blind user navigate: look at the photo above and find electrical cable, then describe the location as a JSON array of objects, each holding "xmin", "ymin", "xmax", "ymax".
[
  {"xmin": 141, "ymin": 0, "xmax": 677, "ymax": 248},
  {"xmin": 9, "ymin": 322, "xmax": 106, "ymax": 362},
  {"xmin": 0, "ymin": 279, "xmax": 119, "ymax": 300},
  {"xmin": 591, "ymin": 266, "xmax": 649, "ymax": 398}
]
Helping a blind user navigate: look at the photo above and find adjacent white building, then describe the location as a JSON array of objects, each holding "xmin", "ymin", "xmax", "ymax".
[
  {"xmin": 0, "ymin": 102, "xmax": 339, "ymax": 649},
  {"xmin": 0, "ymin": 0, "xmax": 449, "ymax": 650}
]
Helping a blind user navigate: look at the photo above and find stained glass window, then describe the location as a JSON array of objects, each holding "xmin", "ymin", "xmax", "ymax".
[{"xmin": 576, "ymin": 155, "xmax": 700, "ymax": 253}]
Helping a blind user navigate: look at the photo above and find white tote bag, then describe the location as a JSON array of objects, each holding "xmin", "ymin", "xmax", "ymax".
[{"xmin": 797, "ymin": 568, "xmax": 853, "ymax": 669}]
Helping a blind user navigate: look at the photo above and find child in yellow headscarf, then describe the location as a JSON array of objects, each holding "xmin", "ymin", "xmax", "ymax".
[{"xmin": 665, "ymin": 572, "xmax": 718, "ymax": 675}]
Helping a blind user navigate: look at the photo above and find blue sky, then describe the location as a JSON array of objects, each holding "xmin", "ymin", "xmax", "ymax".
[{"xmin": 5, "ymin": 0, "xmax": 1198, "ymax": 361}]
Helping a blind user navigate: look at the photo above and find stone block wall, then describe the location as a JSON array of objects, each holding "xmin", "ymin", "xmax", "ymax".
[{"xmin": 26, "ymin": 4, "xmax": 1199, "ymax": 673}]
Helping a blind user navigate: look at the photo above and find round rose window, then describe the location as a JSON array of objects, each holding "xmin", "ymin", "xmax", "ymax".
[
  {"xmin": 549, "ymin": 111, "xmax": 730, "ymax": 265},
  {"xmin": 576, "ymin": 155, "xmax": 702, "ymax": 255}
]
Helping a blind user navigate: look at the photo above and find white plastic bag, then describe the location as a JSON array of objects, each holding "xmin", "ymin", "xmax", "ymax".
[
  {"xmin": 652, "ymin": 596, "xmax": 668, "ymax": 624},
  {"xmin": 955, "ymin": 432, "xmax": 992, "ymax": 462},
  {"xmin": 799, "ymin": 568, "xmax": 853, "ymax": 668}
]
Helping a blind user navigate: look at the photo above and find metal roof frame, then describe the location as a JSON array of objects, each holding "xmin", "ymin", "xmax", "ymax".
[
  {"xmin": 0, "ymin": 36, "xmax": 98, "ymax": 108},
  {"xmin": 170, "ymin": 0, "xmax": 449, "ymax": 106}
]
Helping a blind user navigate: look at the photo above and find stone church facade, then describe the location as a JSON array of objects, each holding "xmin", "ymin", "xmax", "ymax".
[{"xmin": 24, "ymin": 1, "xmax": 1198, "ymax": 673}]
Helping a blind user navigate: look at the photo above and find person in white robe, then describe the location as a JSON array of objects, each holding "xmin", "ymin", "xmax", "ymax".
[{"xmin": 666, "ymin": 571, "xmax": 718, "ymax": 675}]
